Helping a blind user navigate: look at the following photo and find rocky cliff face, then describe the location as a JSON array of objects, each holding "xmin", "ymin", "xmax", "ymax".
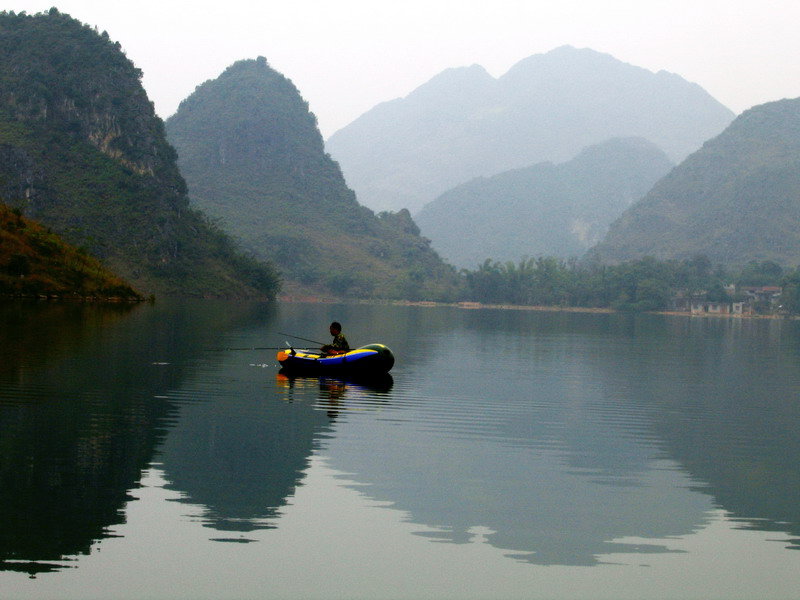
[
  {"xmin": 0, "ymin": 9, "xmax": 279, "ymax": 297},
  {"xmin": 0, "ymin": 10, "xmax": 175, "ymax": 179}
]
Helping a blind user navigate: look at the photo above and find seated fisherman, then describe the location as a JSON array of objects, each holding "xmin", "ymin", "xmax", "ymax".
[{"xmin": 321, "ymin": 321, "xmax": 350, "ymax": 355}]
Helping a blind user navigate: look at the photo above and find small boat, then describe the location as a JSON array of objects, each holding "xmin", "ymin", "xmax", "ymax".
[{"xmin": 276, "ymin": 343, "xmax": 395, "ymax": 374}]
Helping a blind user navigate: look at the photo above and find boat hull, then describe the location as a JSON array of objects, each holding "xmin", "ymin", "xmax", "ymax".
[{"xmin": 277, "ymin": 343, "xmax": 395, "ymax": 374}]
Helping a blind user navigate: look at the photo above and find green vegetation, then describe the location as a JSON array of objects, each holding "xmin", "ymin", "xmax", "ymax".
[
  {"xmin": 462, "ymin": 254, "xmax": 797, "ymax": 313},
  {"xmin": 0, "ymin": 202, "xmax": 141, "ymax": 298},
  {"xmin": 0, "ymin": 9, "xmax": 280, "ymax": 298},
  {"xmin": 592, "ymin": 98, "xmax": 800, "ymax": 268},
  {"xmin": 166, "ymin": 58, "xmax": 462, "ymax": 301},
  {"xmin": 416, "ymin": 138, "xmax": 673, "ymax": 269}
]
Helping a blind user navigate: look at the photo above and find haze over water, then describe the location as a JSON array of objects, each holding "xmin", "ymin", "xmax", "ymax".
[{"xmin": 1, "ymin": 300, "xmax": 799, "ymax": 599}]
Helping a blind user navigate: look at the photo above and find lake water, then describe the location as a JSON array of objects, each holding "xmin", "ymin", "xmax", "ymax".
[{"xmin": 1, "ymin": 299, "xmax": 799, "ymax": 599}]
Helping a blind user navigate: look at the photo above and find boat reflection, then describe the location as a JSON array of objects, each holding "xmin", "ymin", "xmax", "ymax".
[{"xmin": 276, "ymin": 371, "xmax": 393, "ymax": 420}]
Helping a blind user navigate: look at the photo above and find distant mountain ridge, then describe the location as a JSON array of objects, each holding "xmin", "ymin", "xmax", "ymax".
[
  {"xmin": 166, "ymin": 58, "xmax": 462, "ymax": 300},
  {"xmin": 589, "ymin": 97, "xmax": 800, "ymax": 267},
  {"xmin": 415, "ymin": 137, "xmax": 674, "ymax": 269},
  {"xmin": 0, "ymin": 9, "xmax": 279, "ymax": 297},
  {"xmin": 326, "ymin": 46, "xmax": 734, "ymax": 214}
]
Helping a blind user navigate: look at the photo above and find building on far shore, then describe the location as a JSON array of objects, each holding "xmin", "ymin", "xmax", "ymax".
[
  {"xmin": 672, "ymin": 284, "xmax": 784, "ymax": 316},
  {"xmin": 690, "ymin": 301, "xmax": 748, "ymax": 315}
]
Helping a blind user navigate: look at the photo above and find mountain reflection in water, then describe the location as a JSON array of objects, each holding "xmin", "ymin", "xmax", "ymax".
[
  {"xmin": 321, "ymin": 311, "xmax": 800, "ymax": 564},
  {"xmin": 0, "ymin": 300, "xmax": 275, "ymax": 572},
  {"xmin": 1, "ymin": 301, "xmax": 799, "ymax": 594}
]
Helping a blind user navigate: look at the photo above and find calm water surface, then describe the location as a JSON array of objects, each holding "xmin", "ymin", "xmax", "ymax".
[{"xmin": 1, "ymin": 300, "xmax": 799, "ymax": 599}]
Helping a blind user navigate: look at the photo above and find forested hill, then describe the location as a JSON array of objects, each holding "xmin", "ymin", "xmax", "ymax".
[
  {"xmin": 165, "ymin": 58, "xmax": 462, "ymax": 300},
  {"xmin": 326, "ymin": 45, "xmax": 734, "ymax": 214},
  {"xmin": 415, "ymin": 137, "xmax": 674, "ymax": 269},
  {"xmin": 0, "ymin": 9, "xmax": 280, "ymax": 298},
  {"xmin": 0, "ymin": 202, "xmax": 141, "ymax": 299},
  {"xmin": 589, "ymin": 98, "xmax": 800, "ymax": 267}
]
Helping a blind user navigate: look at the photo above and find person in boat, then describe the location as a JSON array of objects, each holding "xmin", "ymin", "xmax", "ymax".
[{"xmin": 321, "ymin": 321, "xmax": 350, "ymax": 355}]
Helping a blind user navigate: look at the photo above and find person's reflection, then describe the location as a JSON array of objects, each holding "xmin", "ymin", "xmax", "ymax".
[{"xmin": 319, "ymin": 377, "xmax": 347, "ymax": 420}]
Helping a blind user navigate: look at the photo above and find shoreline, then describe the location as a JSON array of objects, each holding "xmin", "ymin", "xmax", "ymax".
[{"xmin": 278, "ymin": 295, "xmax": 791, "ymax": 319}]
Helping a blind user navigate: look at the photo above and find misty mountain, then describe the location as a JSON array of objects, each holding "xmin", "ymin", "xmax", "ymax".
[
  {"xmin": 326, "ymin": 45, "xmax": 734, "ymax": 214},
  {"xmin": 589, "ymin": 98, "xmax": 800, "ymax": 267},
  {"xmin": 165, "ymin": 58, "xmax": 461, "ymax": 300},
  {"xmin": 0, "ymin": 9, "xmax": 279, "ymax": 297},
  {"xmin": 415, "ymin": 138, "xmax": 673, "ymax": 269}
]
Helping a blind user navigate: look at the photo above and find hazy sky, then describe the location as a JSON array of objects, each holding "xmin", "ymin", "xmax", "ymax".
[{"xmin": 7, "ymin": 1, "xmax": 800, "ymax": 137}]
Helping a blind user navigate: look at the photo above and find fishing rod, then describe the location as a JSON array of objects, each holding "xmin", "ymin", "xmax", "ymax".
[
  {"xmin": 278, "ymin": 332, "xmax": 327, "ymax": 346},
  {"xmin": 223, "ymin": 332, "xmax": 328, "ymax": 351},
  {"xmin": 225, "ymin": 340, "xmax": 305, "ymax": 351},
  {"xmin": 224, "ymin": 346, "xmax": 294, "ymax": 351}
]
